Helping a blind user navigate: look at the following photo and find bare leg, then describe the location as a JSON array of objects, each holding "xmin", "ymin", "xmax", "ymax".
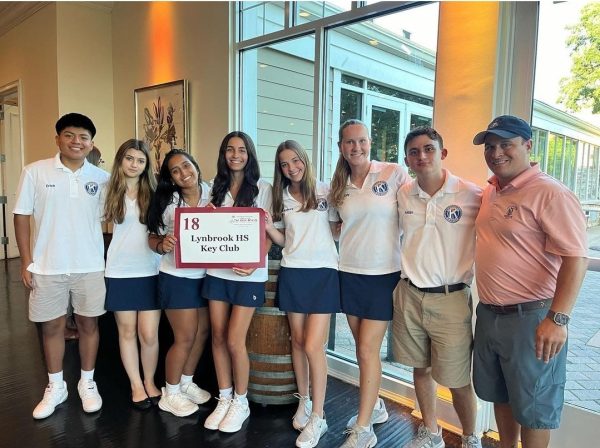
[
  {"xmin": 209, "ymin": 300, "xmax": 233, "ymax": 389},
  {"xmin": 288, "ymin": 312, "xmax": 309, "ymax": 396},
  {"xmin": 164, "ymin": 309, "xmax": 198, "ymax": 385},
  {"xmin": 347, "ymin": 315, "xmax": 388, "ymax": 427},
  {"xmin": 41, "ymin": 316, "xmax": 67, "ymax": 373},
  {"xmin": 114, "ymin": 311, "xmax": 146, "ymax": 401},
  {"xmin": 137, "ymin": 309, "xmax": 161, "ymax": 397},
  {"xmin": 449, "ymin": 384, "xmax": 477, "ymax": 436},
  {"xmin": 304, "ymin": 313, "xmax": 330, "ymax": 417},
  {"xmin": 494, "ymin": 402, "xmax": 520, "ymax": 448},
  {"xmin": 227, "ymin": 305, "xmax": 256, "ymax": 395},
  {"xmin": 521, "ymin": 427, "xmax": 550, "ymax": 448},
  {"xmin": 414, "ymin": 367, "xmax": 438, "ymax": 432},
  {"xmin": 75, "ymin": 315, "xmax": 99, "ymax": 372},
  {"xmin": 182, "ymin": 308, "xmax": 210, "ymax": 377}
]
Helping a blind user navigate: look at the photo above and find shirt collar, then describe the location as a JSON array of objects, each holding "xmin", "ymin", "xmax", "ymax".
[
  {"xmin": 410, "ymin": 169, "xmax": 459, "ymax": 197},
  {"xmin": 488, "ymin": 162, "xmax": 540, "ymax": 190},
  {"xmin": 53, "ymin": 152, "xmax": 88, "ymax": 174}
]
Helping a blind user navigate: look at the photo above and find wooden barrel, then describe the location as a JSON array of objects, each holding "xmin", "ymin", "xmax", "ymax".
[{"xmin": 246, "ymin": 259, "xmax": 297, "ymax": 405}]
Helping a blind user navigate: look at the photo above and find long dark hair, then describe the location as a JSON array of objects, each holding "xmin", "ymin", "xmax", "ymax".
[
  {"xmin": 210, "ymin": 131, "xmax": 260, "ymax": 207},
  {"xmin": 147, "ymin": 149, "xmax": 203, "ymax": 234}
]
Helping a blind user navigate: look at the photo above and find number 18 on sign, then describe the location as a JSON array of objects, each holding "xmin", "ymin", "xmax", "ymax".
[{"xmin": 175, "ymin": 207, "xmax": 266, "ymax": 268}]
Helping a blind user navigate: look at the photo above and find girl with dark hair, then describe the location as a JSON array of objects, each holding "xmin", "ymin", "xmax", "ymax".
[
  {"xmin": 265, "ymin": 140, "xmax": 339, "ymax": 448},
  {"xmin": 202, "ymin": 132, "xmax": 272, "ymax": 433},
  {"xmin": 103, "ymin": 139, "xmax": 160, "ymax": 410},
  {"xmin": 332, "ymin": 120, "xmax": 409, "ymax": 448},
  {"xmin": 147, "ymin": 149, "xmax": 211, "ymax": 417}
]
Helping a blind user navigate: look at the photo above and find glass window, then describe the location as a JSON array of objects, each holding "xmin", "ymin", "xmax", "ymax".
[
  {"xmin": 295, "ymin": 1, "xmax": 352, "ymax": 24},
  {"xmin": 340, "ymin": 89, "xmax": 362, "ymax": 124},
  {"xmin": 241, "ymin": 2, "xmax": 285, "ymax": 40},
  {"xmin": 410, "ymin": 114, "xmax": 432, "ymax": 129},
  {"xmin": 240, "ymin": 35, "xmax": 315, "ymax": 184}
]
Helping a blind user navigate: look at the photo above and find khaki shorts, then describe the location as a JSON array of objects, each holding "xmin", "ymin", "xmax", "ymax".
[
  {"xmin": 29, "ymin": 272, "xmax": 106, "ymax": 322},
  {"xmin": 392, "ymin": 279, "xmax": 473, "ymax": 388}
]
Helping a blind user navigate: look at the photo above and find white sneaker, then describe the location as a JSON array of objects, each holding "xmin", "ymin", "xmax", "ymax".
[
  {"xmin": 296, "ymin": 413, "xmax": 327, "ymax": 448},
  {"xmin": 461, "ymin": 433, "xmax": 482, "ymax": 448},
  {"xmin": 402, "ymin": 424, "xmax": 445, "ymax": 448},
  {"xmin": 180, "ymin": 382, "xmax": 211, "ymax": 405},
  {"xmin": 346, "ymin": 397, "xmax": 389, "ymax": 428},
  {"xmin": 340, "ymin": 424, "xmax": 377, "ymax": 448},
  {"xmin": 293, "ymin": 393, "xmax": 313, "ymax": 431},
  {"xmin": 77, "ymin": 379, "xmax": 102, "ymax": 413},
  {"xmin": 204, "ymin": 396, "xmax": 232, "ymax": 430},
  {"xmin": 218, "ymin": 397, "xmax": 250, "ymax": 433},
  {"xmin": 158, "ymin": 387, "xmax": 199, "ymax": 417},
  {"xmin": 33, "ymin": 381, "xmax": 68, "ymax": 419}
]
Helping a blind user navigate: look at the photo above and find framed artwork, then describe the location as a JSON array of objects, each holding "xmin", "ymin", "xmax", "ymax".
[{"xmin": 134, "ymin": 79, "xmax": 189, "ymax": 174}]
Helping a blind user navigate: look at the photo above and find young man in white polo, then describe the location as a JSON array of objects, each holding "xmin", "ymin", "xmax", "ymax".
[
  {"xmin": 393, "ymin": 126, "xmax": 482, "ymax": 448},
  {"xmin": 14, "ymin": 113, "xmax": 110, "ymax": 419}
]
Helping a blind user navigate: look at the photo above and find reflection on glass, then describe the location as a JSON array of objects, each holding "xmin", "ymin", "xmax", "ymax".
[{"xmin": 370, "ymin": 106, "xmax": 400, "ymax": 163}]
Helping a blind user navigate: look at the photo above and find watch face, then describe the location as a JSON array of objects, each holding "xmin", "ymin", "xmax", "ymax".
[{"xmin": 553, "ymin": 312, "xmax": 569, "ymax": 325}]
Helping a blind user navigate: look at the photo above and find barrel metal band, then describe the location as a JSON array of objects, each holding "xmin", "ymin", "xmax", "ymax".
[
  {"xmin": 250, "ymin": 369, "xmax": 295, "ymax": 379},
  {"xmin": 249, "ymin": 353, "xmax": 292, "ymax": 363},
  {"xmin": 255, "ymin": 307, "xmax": 287, "ymax": 316}
]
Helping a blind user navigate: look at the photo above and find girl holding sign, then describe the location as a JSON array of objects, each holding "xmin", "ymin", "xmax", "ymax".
[
  {"xmin": 202, "ymin": 132, "xmax": 272, "ymax": 433},
  {"xmin": 330, "ymin": 120, "xmax": 409, "ymax": 448},
  {"xmin": 147, "ymin": 149, "xmax": 212, "ymax": 417},
  {"xmin": 103, "ymin": 139, "xmax": 161, "ymax": 410},
  {"xmin": 265, "ymin": 140, "xmax": 339, "ymax": 448}
]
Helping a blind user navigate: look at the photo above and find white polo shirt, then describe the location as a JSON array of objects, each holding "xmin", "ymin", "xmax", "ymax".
[
  {"xmin": 207, "ymin": 178, "xmax": 273, "ymax": 282},
  {"xmin": 159, "ymin": 184, "xmax": 210, "ymax": 279},
  {"xmin": 333, "ymin": 160, "xmax": 409, "ymax": 275},
  {"xmin": 274, "ymin": 181, "xmax": 338, "ymax": 269},
  {"xmin": 13, "ymin": 153, "xmax": 109, "ymax": 275},
  {"xmin": 104, "ymin": 192, "xmax": 160, "ymax": 278},
  {"xmin": 398, "ymin": 169, "xmax": 482, "ymax": 287}
]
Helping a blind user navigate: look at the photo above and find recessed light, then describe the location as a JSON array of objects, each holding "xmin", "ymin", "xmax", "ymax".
[
  {"xmin": 369, "ymin": 39, "xmax": 379, "ymax": 46},
  {"xmin": 299, "ymin": 11, "xmax": 310, "ymax": 18}
]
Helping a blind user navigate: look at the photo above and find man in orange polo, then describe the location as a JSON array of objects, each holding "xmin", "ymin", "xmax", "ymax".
[{"xmin": 472, "ymin": 115, "xmax": 588, "ymax": 448}]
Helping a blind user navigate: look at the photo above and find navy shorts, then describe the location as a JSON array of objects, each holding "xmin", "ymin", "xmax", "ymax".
[
  {"xmin": 202, "ymin": 275, "xmax": 265, "ymax": 308},
  {"xmin": 105, "ymin": 276, "xmax": 159, "ymax": 311},
  {"xmin": 339, "ymin": 271, "xmax": 400, "ymax": 321},
  {"xmin": 473, "ymin": 301, "xmax": 566, "ymax": 429},
  {"xmin": 158, "ymin": 272, "xmax": 207, "ymax": 310},
  {"xmin": 277, "ymin": 267, "xmax": 341, "ymax": 314}
]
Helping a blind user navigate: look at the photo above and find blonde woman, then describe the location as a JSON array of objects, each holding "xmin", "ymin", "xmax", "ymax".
[{"xmin": 331, "ymin": 120, "xmax": 409, "ymax": 448}]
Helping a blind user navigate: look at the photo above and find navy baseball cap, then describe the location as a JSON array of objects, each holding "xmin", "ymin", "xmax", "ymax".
[{"xmin": 473, "ymin": 115, "xmax": 532, "ymax": 145}]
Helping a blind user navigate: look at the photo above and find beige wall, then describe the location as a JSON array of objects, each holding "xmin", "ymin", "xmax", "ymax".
[
  {"xmin": 111, "ymin": 1, "xmax": 230, "ymax": 179},
  {"xmin": 56, "ymin": 2, "xmax": 114, "ymax": 159},
  {"xmin": 0, "ymin": 4, "xmax": 59, "ymax": 164},
  {"xmin": 434, "ymin": 1, "xmax": 499, "ymax": 186}
]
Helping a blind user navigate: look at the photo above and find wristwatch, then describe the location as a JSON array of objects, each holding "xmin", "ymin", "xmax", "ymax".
[{"xmin": 547, "ymin": 310, "xmax": 570, "ymax": 326}]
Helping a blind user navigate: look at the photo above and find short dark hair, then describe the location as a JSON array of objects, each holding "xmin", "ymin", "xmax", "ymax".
[
  {"xmin": 55, "ymin": 113, "xmax": 96, "ymax": 138},
  {"xmin": 404, "ymin": 126, "xmax": 443, "ymax": 153}
]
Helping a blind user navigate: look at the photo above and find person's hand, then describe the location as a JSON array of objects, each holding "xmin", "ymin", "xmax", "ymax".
[
  {"xmin": 21, "ymin": 267, "xmax": 34, "ymax": 289},
  {"xmin": 232, "ymin": 267, "xmax": 257, "ymax": 277},
  {"xmin": 206, "ymin": 202, "xmax": 217, "ymax": 209},
  {"xmin": 535, "ymin": 317, "xmax": 567, "ymax": 363},
  {"xmin": 264, "ymin": 211, "xmax": 275, "ymax": 231},
  {"xmin": 161, "ymin": 234, "xmax": 177, "ymax": 254}
]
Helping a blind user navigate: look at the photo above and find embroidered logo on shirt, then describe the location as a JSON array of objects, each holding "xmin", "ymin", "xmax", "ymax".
[
  {"xmin": 504, "ymin": 205, "xmax": 517, "ymax": 219},
  {"xmin": 372, "ymin": 181, "xmax": 389, "ymax": 196},
  {"xmin": 444, "ymin": 205, "xmax": 462, "ymax": 223},
  {"xmin": 45, "ymin": 184, "xmax": 56, "ymax": 188},
  {"xmin": 317, "ymin": 198, "xmax": 328, "ymax": 211},
  {"xmin": 85, "ymin": 182, "xmax": 99, "ymax": 196}
]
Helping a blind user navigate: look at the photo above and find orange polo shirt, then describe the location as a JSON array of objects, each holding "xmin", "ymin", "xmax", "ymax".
[{"xmin": 475, "ymin": 164, "xmax": 587, "ymax": 306}]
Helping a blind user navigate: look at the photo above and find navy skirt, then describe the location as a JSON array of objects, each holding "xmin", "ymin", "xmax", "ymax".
[
  {"xmin": 105, "ymin": 276, "xmax": 159, "ymax": 311},
  {"xmin": 202, "ymin": 275, "xmax": 265, "ymax": 308},
  {"xmin": 158, "ymin": 272, "xmax": 207, "ymax": 310},
  {"xmin": 277, "ymin": 267, "xmax": 340, "ymax": 314},
  {"xmin": 339, "ymin": 271, "xmax": 400, "ymax": 321}
]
